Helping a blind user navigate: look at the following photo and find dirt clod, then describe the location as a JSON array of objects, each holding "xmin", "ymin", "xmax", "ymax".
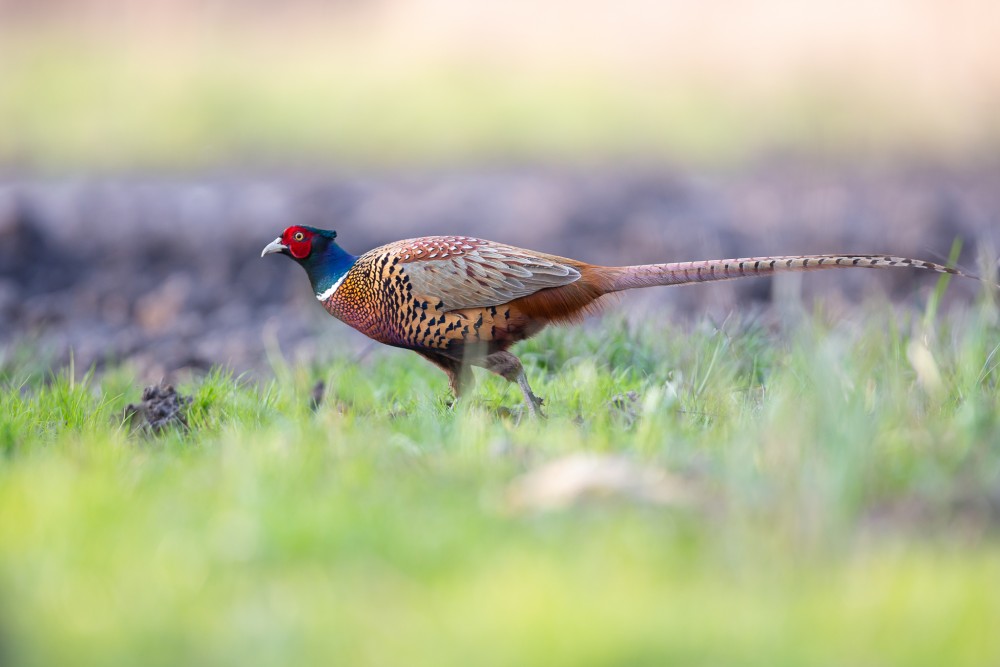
[
  {"xmin": 124, "ymin": 384, "xmax": 192, "ymax": 434},
  {"xmin": 310, "ymin": 380, "xmax": 325, "ymax": 411}
]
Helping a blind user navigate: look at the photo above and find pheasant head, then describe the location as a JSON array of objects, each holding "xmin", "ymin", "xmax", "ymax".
[{"xmin": 261, "ymin": 225, "xmax": 357, "ymax": 299}]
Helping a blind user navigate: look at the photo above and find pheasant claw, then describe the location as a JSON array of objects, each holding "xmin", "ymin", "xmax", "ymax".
[{"xmin": 516, "ymin": 372, "xmax": 547, "ymax": 419}]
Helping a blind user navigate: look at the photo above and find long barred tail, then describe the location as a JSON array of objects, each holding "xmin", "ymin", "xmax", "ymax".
[{"xmin": 604, "ymin": 254, "xmax": 969, "ymax": 293}]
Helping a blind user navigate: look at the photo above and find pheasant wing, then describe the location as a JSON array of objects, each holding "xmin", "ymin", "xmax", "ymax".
[{"xmin": 393, "ymin": 237, "xmax": 582, "ymax": 312}]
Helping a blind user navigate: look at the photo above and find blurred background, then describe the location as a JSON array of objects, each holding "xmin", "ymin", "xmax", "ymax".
[{"xmin": 2, "ymin": 0, "xmax": 999, "ymax": 377}]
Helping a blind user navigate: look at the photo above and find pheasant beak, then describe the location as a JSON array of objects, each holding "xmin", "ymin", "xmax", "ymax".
[{"xmin": 261, "ymin": 238, "xmax": 288, "ymax": 258}]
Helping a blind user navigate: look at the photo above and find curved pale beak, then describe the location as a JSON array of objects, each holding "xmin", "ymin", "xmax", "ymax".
[{"xmin": 261, "ymin": 237, "xmax": 287, "ymax": 258}]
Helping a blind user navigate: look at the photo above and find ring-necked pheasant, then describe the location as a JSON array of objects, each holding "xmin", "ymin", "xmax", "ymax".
[{"xmin": 262, "ymin": 226, "xmax": 971, "ymax": 416}]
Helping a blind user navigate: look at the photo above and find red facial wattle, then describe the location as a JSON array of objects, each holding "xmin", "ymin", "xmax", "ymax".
[{"xmin": 284, "ymin": 228, "xmax": 312, "ymax": 259}]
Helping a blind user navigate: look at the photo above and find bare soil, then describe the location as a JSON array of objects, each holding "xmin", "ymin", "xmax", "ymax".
[{"xmin": 2, "ymin": 162, "xmax": 998, "ymax": 380}]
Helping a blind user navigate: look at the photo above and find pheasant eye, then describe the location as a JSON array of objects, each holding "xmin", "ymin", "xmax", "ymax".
[{"xmin": 293, "ymin": 232, "xmax": 305, "ymax": 242}]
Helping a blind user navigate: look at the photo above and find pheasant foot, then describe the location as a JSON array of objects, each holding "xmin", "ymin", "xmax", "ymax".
[{"xmin": 515, "ymin": 371, "xmax": 546, "ymax": 419}]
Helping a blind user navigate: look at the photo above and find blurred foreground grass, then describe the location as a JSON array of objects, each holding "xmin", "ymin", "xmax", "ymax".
[{"xmin": 2, "ymin": 296, "xmax": 1000, "ymax": 666}]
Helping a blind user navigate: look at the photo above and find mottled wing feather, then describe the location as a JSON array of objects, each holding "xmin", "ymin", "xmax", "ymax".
[{"xmin": 389, "ymin": 236, "xmax": 582, "ymax": 311}]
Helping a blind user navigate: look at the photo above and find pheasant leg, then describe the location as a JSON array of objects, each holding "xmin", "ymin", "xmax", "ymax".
[
  {"xmin": 515, "ymin": 370, "xmax": 545, "ymax": 418},
  {"xmin": 482, "ymin": 351, "xmax": 546, "ymax": 418},
  {"xmin": 415, "ymin": 350, "xmax": 475, "ymax": 406}
]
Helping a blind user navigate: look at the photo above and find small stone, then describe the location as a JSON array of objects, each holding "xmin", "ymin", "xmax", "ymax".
[{"xmin": 505, "ymin": 454, "xmax": 698, "ymax": 513}]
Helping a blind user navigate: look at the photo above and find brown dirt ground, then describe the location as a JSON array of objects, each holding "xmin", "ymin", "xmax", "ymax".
[{"xmin": 2, "ymin": 162, "xmax": 998, "ymax": 380}]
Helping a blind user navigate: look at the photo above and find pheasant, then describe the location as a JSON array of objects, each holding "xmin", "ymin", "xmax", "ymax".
[{"xmin": 262, "ymin": 226, "xmax": 970, "ymax": 416}]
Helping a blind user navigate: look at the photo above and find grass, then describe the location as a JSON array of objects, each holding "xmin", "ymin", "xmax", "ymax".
[
  {"xmin": 1, "ymin": 295, "xmax": 999, "ymax": 666},
  {"xmin": 3, "ymin": 28, "xmax": 998, "ymax": 169}
]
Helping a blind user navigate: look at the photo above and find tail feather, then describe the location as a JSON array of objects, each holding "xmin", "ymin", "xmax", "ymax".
[{"xmin": 603, "ymin": 254, "xmax": 971, "ymax": 293}]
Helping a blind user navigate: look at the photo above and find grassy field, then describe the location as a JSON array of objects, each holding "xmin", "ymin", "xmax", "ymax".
[
  {"xmin": 2, "ymin": 284, "xmax": 999, "ymax": 666},
  {"xmin": 4, "ymin": 1, "xmax": 999, "ymax": 168},
  {"xmin": 0, "ymin": 35, "xmax": 877, "ymax": 167},
  {"xmin": 4, "ymin": 2, "xmax": 999, "ymax": 663}
]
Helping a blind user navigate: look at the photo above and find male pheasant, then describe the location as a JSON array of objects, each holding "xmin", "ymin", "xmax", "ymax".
[{"xmin": 262, "ymin": 226, "xmax": 969, "ymax": 416}]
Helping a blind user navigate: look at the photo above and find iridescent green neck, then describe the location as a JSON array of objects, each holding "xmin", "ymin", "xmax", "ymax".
[{"xmin": 302, "ymin": 241, "xmax": 357, "ymax": 299}]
